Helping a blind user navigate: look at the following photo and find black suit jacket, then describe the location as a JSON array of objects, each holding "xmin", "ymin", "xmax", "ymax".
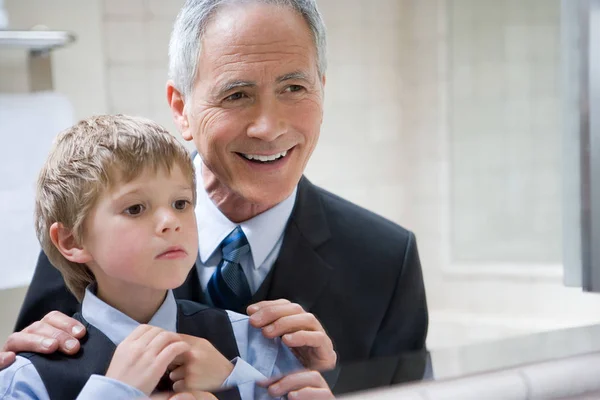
[{"xmin": 15, "ymin": 177, "xmax": 428, "ymax": 363}]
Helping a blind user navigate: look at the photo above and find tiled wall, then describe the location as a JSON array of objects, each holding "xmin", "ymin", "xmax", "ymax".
[
  {"xmin": 306, "ymin": 0, "xmax": 410, "ymax": 225},
  {"xmin": 102, "ymin": 0, "xmax": 185, "ymax": 141},
  {"xmin": 449, "ymin": 0, "xmax": 562, "ymax": 264}
]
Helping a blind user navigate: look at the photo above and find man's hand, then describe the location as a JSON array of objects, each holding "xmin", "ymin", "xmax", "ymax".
[
  {"xmin": 248, "ymin": 299, "xmax": 337, "ymax": 371},
  {"xmin": 147, "ymin": 392, "xmax": 215, "ymax": 400},
  {"xmin": 262, "ymin": 370, "xmax": 335, "ymax": 400},
  {"xmin": 2, "ymin": 310, "xmax": 86, "ymax": 359},
  {"xmin": 169, "ymin": 334, "xmax": 234, "ymax": 395},
  {"xmin": 0, "ymin": 351, "xmax": 16, "ymax": 370},
  {"xmin": 106, "ymin": 325, "xmax": 190, "ymax": 395}
]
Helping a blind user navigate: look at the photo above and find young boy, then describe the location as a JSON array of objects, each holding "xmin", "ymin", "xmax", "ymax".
[{"xmin": 0, "ymin": 115, "xmax": 306, "ymax": 399}]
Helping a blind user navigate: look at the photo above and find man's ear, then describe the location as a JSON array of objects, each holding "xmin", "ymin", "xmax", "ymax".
[
  {"xmin": 166, "ymin": 80, "xmax": 192, "ymax": 141},
  {"xmin": 49, "ymin": 222, "xmax": 93, "ymax": 264},
  {"xmin": 320, "ymin": 74, "xmax": 327, "ymax": 123}
]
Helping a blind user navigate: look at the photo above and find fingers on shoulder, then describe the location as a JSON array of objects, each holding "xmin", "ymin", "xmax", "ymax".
[{"xmin": 5, "ymin": 331, "xmax": 58, "ymax": 354}]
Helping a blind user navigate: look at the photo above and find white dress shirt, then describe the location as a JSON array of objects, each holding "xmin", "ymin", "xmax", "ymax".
[
  {"xmin": 0, "ymin": 287, "xmax": 302, "ymax": 399},
  {"xmin": 194, "ymin": 155, "xmax": 297, "ymax": 297}
]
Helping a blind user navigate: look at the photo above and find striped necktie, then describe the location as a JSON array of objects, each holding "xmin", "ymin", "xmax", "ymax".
[{"xmin": 207, "ymin": 226, "xmax": 252, "ymax": 313}]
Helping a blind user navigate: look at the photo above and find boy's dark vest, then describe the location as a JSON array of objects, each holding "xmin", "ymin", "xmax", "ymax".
[{"xmin": 19, "ymin": 300, "xmax": 241, "ymax": 400}]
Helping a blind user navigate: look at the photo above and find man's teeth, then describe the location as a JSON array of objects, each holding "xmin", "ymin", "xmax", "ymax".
[{"xmin": 242, "ymin": 150, "xmax": 288, "ymax": 162}]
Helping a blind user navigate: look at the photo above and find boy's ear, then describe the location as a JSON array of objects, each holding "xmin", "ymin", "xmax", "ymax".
[
  {"xmin": 166, "ymin": 80, "xmax": 192, "ymax": 141},
  {"xmin": 49, "ymin": 222, "xmax": 93, "ymax": 264}
]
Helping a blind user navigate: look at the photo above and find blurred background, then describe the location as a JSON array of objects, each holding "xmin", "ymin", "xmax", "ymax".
[{"xmin": 1, "ymin": 0, "xmax": 599, "ymax": 376}]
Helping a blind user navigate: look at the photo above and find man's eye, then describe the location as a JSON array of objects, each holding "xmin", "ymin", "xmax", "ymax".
[
  {"xmin": 173, "ymin": 200, "xmax": 190, "ymax": 210},
  {"xmin": 124, "ymin": 204, "xmax": 145, "ymax": 216},
  {"xmin": 225, "ymin": 92, "xmax": 247, "ymax": 102},
  {"xmin": 286, "ymin": 85, "xmax": 305, "ymax": 93}
]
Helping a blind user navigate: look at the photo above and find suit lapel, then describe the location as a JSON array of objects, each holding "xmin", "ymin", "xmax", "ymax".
[{"xmin": 255, "ymin": 177, "xmax": 333, "ymax": 311}]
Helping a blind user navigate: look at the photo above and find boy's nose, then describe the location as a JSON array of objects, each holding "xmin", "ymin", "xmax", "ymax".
[{"xmin": 157, "ymin": 209, "xmax": 181, "ymax": 234}]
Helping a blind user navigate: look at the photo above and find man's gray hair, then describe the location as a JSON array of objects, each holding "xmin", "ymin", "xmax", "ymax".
[{"xmin": 168, "ymin": 0, "xmax": 327, "ymax": 99}]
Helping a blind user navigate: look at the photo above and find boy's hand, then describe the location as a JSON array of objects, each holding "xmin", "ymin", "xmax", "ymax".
[
  {"xmin": 168, "ymin": 334, "xmax": 234, "ymax": 395},
  {"xmin": 106, "ymin": 325, "xmax": 190, "ymax": 395},
  {"xmin": 247, "ymin": 299, "xmax": 337, "ymax": 371},
  {"xmin": 263, "ymin": 370, "xmax": 335, "ymax": 400},
  {"xmin": 3, "ymin": 310, "xmax": 87, "ymax": 357}
]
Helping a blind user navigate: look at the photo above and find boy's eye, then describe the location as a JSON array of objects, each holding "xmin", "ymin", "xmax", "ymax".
[
  {"xmin": 124, "ymin": 204, "xmax": 145, "ymax": 216},
  {"xmin": 173, "ymin": 200, "xmax": 190, "ymax": 210}
]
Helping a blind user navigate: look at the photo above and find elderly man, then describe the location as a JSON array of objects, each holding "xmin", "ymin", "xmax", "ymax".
[{"xmin": 2, "ymin": 0, "xmax": 427, "ymax": 379}]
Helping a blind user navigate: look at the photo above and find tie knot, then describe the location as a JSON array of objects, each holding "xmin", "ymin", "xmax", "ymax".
[{"xmin": 220, "ymin": 226, "xmax": 250, "ymax": 263}]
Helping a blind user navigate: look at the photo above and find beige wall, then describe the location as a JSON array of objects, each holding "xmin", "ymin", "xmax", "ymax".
[
  {"xmin": 3, "ymin": 0, "xmax": 600, "ymax": 352},
  {"xmin": 102, "ymin": 0, "xmax": 185, "ymax": 142},
  {"xmin": 449, "ymin": 0, "xmax": 561, "ymax": 264},
  {"xmin": 397, "ymin": 0, "xmax": 600, "ymax": 349},
  {"xmin": 0, "ymin": 0, "xmax": 107, "ymax": 119}
]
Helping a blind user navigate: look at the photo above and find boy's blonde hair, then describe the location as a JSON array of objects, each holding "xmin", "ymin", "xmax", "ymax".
[{"xmin": 35, "ymin": 114, "xmax": 196, "ymax": 301}]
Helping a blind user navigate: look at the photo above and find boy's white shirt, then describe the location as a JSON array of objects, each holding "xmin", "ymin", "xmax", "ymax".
[{"xmin": 0, "ymin": 288, "xmax": 303, "ymax": 400}]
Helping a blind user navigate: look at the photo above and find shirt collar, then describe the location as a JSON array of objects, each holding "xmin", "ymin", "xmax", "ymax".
[
  {"xmin": 194, "ymin": 154, "xmax": 297, "ymax": 269},
  {"xmin": 81, "ymin": 285, "xmax": 177, "ymax": 345}
]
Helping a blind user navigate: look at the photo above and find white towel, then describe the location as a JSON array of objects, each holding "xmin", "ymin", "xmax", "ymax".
[{"xmin": 0, "ymin": 91, "xmax": 73, "ymax": 289}]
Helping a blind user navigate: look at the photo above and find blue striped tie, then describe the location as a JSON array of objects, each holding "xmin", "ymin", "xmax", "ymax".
[{"xmin": 207, "ymin": 226, "xmax": 252, "ymax": 312}]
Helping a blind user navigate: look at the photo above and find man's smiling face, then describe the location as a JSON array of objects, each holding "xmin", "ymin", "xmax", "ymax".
[{"xmin": 182, "ymin": 2, "xmax": 325, "ymax": 208}]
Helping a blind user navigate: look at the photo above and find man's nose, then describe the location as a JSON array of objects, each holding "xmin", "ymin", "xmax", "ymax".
[{"xmin": 246, "ymin": 97, "xmax": 288, "ymax": 141}]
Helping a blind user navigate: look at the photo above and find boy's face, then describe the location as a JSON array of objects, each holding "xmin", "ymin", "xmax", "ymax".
[{"xmin": 81, "ymin": 165, "xmax": 198, "ymax": 293}]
